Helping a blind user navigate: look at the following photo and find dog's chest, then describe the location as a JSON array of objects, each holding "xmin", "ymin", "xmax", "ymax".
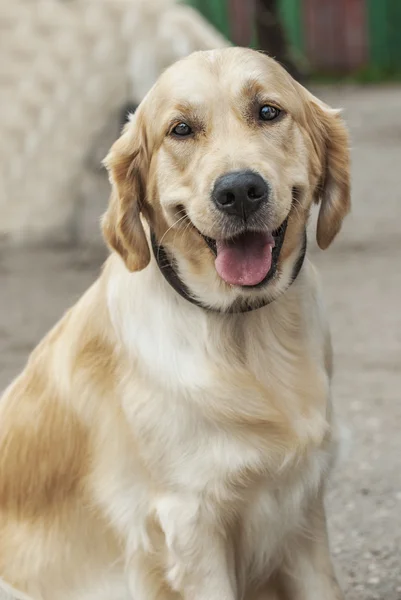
[
  {"xmin": 112, "ymin": 273, "xmax": 331, "ymax": 566},
  {"xmin": 125, "ymin": 305, "xmax": 329, "ymax": 485},
  {"xmin": 124, "ymin": 344, "xmax": 330, "ymax": 572},
  {"xmin": 119, "ymin": 285, "xmax": 330, "ymax": 490}
]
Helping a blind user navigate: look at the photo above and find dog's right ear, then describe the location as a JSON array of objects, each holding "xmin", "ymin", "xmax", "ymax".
[{"xmin": 102, "ymin": 113, "xmax": 151, "ymax": 272}]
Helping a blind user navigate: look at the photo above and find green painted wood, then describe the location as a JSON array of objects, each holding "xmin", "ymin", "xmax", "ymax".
[
  {"xmin": 278, "ymin": 0, "xmax": 304, "ymax": 55},
  {"xmin": 367, "ymin": 0, "xmax": 401, "ymax": 70},
  {"xmin": 184, "ymin": 0, "xmax": 231, "ymax": 40},
  {"xmin": 389, "ymin": 0, "xmax": 401, "ymax": 67},
  {"xmin": 367, "ymin": 0, "xmax": 390, "ymax": 68}
]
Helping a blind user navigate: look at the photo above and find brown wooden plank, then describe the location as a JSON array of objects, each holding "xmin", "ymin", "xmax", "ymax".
[
  {"xmin": 228, "ymin": 0, "xmax": 256, "ymax": 46},
  {"xmin": 343, "ymin": 0, "xmax": 368, "ymax": 70},
  {"xmin": 304, "ymin": 0, "xmax": 367, "ymax": 72},
  {"xmin": 304, "ymin": 0, "xmax": 345, "ymax": 70}
]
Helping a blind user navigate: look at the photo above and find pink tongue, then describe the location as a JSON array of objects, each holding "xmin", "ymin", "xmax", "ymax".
[{"xmin": 215, "ymin": 231, "xmax": 275, "ymax": 286}]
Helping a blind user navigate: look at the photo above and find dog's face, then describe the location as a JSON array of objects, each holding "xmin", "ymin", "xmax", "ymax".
[{"xmin": 103, "ymin": 48, "xmax": 350, "ymax": 310}]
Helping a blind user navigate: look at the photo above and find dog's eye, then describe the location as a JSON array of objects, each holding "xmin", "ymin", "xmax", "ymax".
[
  {"xmin": 172, "ymin": 122, "xmax": 192, "ymax": 137},
  {"xmin": 259, "ymin": 105, "xmax": 281, "ymax": 122}
]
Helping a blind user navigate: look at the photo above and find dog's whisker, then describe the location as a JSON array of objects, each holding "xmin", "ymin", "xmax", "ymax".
[{"xmin": 158, "ymin": 213, "xmax": 189, "ymax": 247}]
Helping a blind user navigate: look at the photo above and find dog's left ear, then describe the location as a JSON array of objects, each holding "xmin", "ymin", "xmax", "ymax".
[{"xmin": 307, "ymin": 95, "xmax": 351, "ymax": 249}]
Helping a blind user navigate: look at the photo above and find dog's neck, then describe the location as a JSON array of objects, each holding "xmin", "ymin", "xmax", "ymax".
[{"xmin": 105, "ymin": 251, "xmax": 317, "ymax": 407}]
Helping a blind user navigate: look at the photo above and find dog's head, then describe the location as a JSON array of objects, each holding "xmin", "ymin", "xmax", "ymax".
[{"xmin": 103, "ymin": 48, "xmax": 350, "ymax": 310}]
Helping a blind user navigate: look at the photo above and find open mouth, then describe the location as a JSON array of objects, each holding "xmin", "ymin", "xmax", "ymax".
[{"xmin": 201, "ymin": 219, "xmax": 288, "ymax": 288}]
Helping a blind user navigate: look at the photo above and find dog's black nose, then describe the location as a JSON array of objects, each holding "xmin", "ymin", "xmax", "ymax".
[{"xmin": 212, "ymin": 170, "xmax": 269, "ymax": 220}]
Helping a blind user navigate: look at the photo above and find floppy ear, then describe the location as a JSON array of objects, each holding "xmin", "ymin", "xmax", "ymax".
[
  {"xmin": 308, "ymin": 98, "xmax": 351, "ymax": 249},
  {"xmin": 102, "ymin": 114, "xmax": 151, "ymax": 272}
]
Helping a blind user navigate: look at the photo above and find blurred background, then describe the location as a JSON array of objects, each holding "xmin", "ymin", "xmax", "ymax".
[{"xmin": 0, "ymin": 1, "xmax": 400, "ymax": 599}]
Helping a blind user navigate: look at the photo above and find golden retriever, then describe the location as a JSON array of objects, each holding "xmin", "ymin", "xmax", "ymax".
[{"xmin": 0, "ymin": 48, "xmax": 350, "ymax": 600}]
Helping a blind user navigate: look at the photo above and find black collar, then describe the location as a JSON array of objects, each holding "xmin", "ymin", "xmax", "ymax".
[{"xmin": 150, "ymin": 228, "xmax": 306, "ymax": 314}]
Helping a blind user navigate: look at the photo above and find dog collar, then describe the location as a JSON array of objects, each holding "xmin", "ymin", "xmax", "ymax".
[{"xmin": 150, "ymin": 227, "xmax": 306, "ymax": 314}]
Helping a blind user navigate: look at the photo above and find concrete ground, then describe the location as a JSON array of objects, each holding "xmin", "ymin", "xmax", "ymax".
[{"xmin": 1, "ymin": 85, "xmax": 400, "ymax": 599}]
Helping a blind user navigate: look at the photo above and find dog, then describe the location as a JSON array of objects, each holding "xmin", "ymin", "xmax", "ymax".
[{"xmin": 0, "ymin": 47, "xmax": 350, "ymax": 600}]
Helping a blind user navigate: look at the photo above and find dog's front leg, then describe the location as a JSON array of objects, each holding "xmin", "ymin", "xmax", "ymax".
[
  {"xmin": 278, "ymin": 495, "xmax": 344, "ymax": 600},
  {"xmin": 155, "ymin": 494, "xmax": 237, "ymax": 600}
]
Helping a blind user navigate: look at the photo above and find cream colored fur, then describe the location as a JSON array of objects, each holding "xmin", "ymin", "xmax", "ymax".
[{"xmin": 0, "ymin": 49, "xmax": 350, "ymax": 600}]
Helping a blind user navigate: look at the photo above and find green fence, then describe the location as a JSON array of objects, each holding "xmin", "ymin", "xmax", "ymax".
[
  {"xmin": 367, "ymin": 0, "xmax": 401, "ymax": 71},
  {"xmin": 185, "ymin": 0, "xmax": 231, "ymax": 40},
  {"xmin": 185, "ymin": 0, "xmax": 401, "ymax": 75}
]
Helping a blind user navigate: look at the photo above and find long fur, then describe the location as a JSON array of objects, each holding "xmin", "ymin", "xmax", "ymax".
[{"xmin": 0, "ymin": 48, "xmax": 350, "ymax": 600}]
